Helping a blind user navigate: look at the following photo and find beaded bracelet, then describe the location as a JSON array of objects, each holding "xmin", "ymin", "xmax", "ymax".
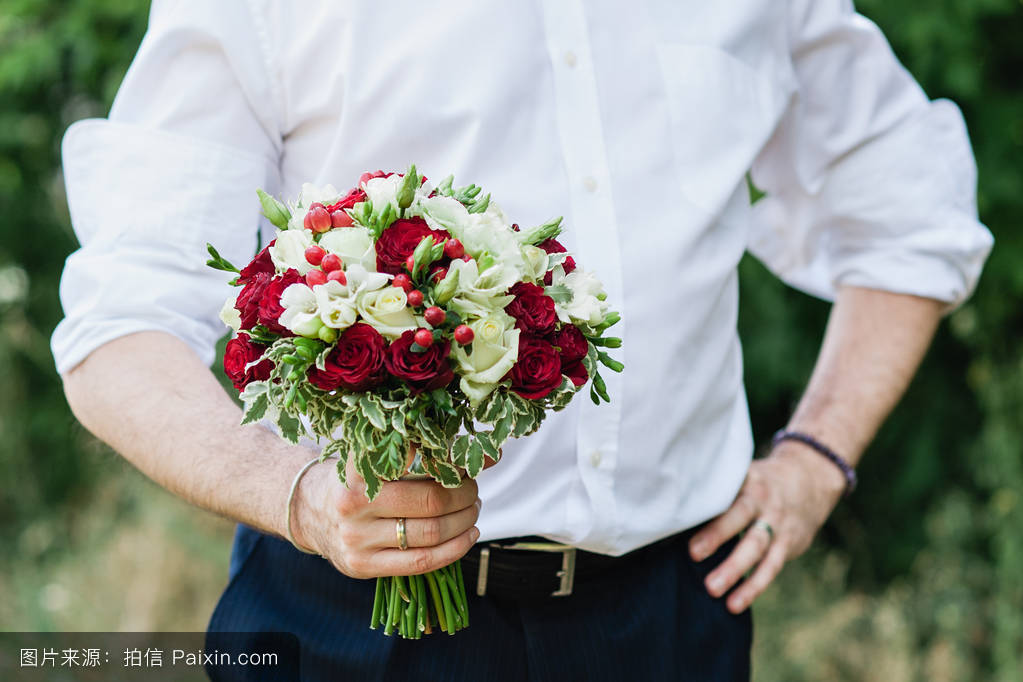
[{"xmin": 771, "ymin": 429, "xmax": 857, "ymax": 497}]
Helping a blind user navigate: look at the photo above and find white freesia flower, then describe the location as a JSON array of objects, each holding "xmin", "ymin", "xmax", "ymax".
[
  {"xmin": 312, "ymin": 264, "xmax": 389, "ymax": 330},
  {"xmin": 219, "ymin": 295, "xmax": 241, "ymax": 332},
  {"xmin": 318, "ymin": 226, "xmax": 378, "ymax": 272},
  {"xmin": 521, "ymin": 245, "xmax": 549, "ymax": 282},
  {"xmin": 356, "ymin": 286, "xmax": 418, "ymax": 339},
  {"xmin": 279, "ymin": 283, "xmax": 324, "ymax": 337},
  {"xmin": 286, "ymin": 183, "xmax": 343, "ymax": 231},
  {"xmin": 451, "ymin": 313, "xmax": 520, "ymax": 405},
  {"xmin": 445, "ymin": 258, "xmax": 516, "ymax": 319},
  {"xmin": 269, "ymin": 229, "xmax": 314, "ymax": 275},
  {"xmin": 313, "ymin": 281, "xmax": 358, "ymax": 330},
  {"xmin": 418, "ymin": 195, "xmax": 527, "ymax": 279},
  {"xmin": 551, "ymin": 267, "xmax": 609, "ymax": 327},
  {"xmin": 362, "ymin": 174, "xmax": 403, "ymax": 215}
]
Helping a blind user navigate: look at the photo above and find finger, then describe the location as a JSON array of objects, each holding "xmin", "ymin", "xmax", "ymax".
[
  {"xmin": 373, "ymin": 499, "xmax": 482, "ymax": 549},
  {"xmin": 703, "ymin": 523, "xmax": 772, "ymax": 599},
  {"xmin": 726, "ymin": 541, "xmax": 787, "ymax": 613},
  {"xmin": 362, "ymin": 477, "xmax": 479, "ymax": 519},
  {"xmin": 689, "ymin": 493, "xmax": 759, "ymax": 562},
  {"xmin": 371, "ymin": 526, "xmax": 480, "ymax": 576},
  {"xmin": 482, "ymin": 448, "xmax": 502, "ymax": 470}
]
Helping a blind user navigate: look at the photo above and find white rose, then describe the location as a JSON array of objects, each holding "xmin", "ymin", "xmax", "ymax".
[
  {"xmin": 445, "ymin": 258, "xmax": 516, "ymax": 319},
  {"xmin": 356, "ymin": 287, "xmax": 418, "ymax": 339},
  {"xmin": 219, "ymin": 295, "xmax": 241, "ymax": 332},
  {"xmin": 318, "ymin": 226, "xmax": 377, "ymax": 272},
  {"xmin": 362, "ymin": 174, "xmax": 403, "ymax": 215},
  {"xmin": 279, "ymin": 283, "xmax": 324, "ymax": 337},
  {"xmin": 551, "ymin": 267, "xmax": 608, "ymax": 327},
  {"xmin": 452, "ymin": 314, "xmax": 520, "ymax": 405},
  {"xmin": 269, "ymin": 229, "xmax": 314, "ymax": 275}
]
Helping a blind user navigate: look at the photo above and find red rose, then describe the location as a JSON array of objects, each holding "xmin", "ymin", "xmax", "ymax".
[
  {"xmin": 505, "ymin": 282, "xmax": 557, "ymax": 335},
  {"xmin": 375, "ymin": 217, "xmax": 449, "ymax": 275},
  {"xmin": 553, "ymin": 324, "xmax": 588, "ymax": 363},
  {"xmin": 258, "ymin": 269, "xmax": 303, "ymax": 335},
  {"xmin": 385, "ymin": 330, "xmax": 455, "ymax": 393},
  {"xmin": 509, "ymin": 334, "xmax": 563, "ymax": 400},
  {"xmin": 235, "ymin": 271, "xmax": 271, "ymax": 330},
  {"xmin": 307, "ymin": 323, "xmax": 388, "ymax": 392},
  {"xmin": 561, "ymin": 360, "xmax": 588, "ymax": 387},
  {"xmin": 326, "ymin": 187, "xmax": 366, "ymax": 213},
  {"xmin": 538, "ymin": 238, "xmax": 576, "ymax": 285},
  {"xmin": 223, "ymin": 333, "xmax": 272, "ymax": 391},
  {"xmin": 238, "ymin": 240, "xmax": 277, "ymax": 284}
]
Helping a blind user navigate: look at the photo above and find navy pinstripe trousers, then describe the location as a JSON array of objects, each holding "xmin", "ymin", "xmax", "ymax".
[{"xmin": 207, "ymin": 525, "xmax": 751, "ymax": 681}]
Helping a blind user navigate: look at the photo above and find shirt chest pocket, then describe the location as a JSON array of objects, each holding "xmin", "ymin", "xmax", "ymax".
[{"xmin": 655, "ymin": 44, "xmax": 793, "ymax": 217}]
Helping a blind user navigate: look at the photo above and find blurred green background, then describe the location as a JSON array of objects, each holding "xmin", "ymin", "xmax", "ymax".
[{"xmin": 1, "ymin": 1, "xmax": 1021, "ymax": 679}]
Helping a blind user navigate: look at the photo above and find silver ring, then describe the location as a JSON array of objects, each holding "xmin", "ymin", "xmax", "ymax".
[
  {"xmin": 751, "ymin": 519, "xmax": 774, "ymax": 543},
  {"xmin": 396, "ymin": 517, "xmax": 408, "ymax": 551}
]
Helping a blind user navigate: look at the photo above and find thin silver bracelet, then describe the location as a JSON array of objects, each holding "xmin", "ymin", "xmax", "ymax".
[{"xmin": 285, "ymin": 455, "xmax": 333, "ymax": 555}]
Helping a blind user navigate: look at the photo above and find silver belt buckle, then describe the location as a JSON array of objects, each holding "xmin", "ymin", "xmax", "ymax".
[{"xmin": 475, "ymin": 541, "xmax": 577, "ymax": 597}]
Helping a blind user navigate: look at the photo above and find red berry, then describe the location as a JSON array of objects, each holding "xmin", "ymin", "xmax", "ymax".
[
  {"xmin": 443, "ymin": 238, "xmax": 464, "ymax": 259},
  {"xmin": 429, "ymin": 266, "xmax": 448, "ymax": 283},
  {"xmin": 414, "ymin": 328, "xmax": 434, "ymax": 347},
  {"xmin": 424, "ymin": 306, "xmax": 446, "ymax": 327},
  {"xmin": 406, "ymin": 254, "xmax": 417, "ymax": 272},
  {"xmin": 330, "ymin": 210, "xmax": 354, "ymax": 228},
  {"xmin": 305, "ymin": 269, "xmax": 327, "ymax": 287},
  {"xmin": 304, "ymin": 245, "xmax": 326, "ymax": 266},
  {"xmin": 453, "ymin": 324, "xmax": 474, "ymax": 345},
  {"xmin": 303, "ymin": 211, "xmax": 314, "ymax": 231},
  {"xmin": 407, "ymin": 289, "xmax": 424, "ymax": 307},
  {"xmin": 326, "ymin": 269, "xmax": 347, "ymax": 285},
  {"xmin": 460, "ymin": 254, "xmax": 473, "ymax": 262},
  {"xmin": 321, "ymin": 254, "xmax": 342, "ymax": 272},
  {"xmin": 307, "ymin": 204, "xmax": 331, "ymax": 233},
  {"xmin": 392, "ymin": 273, "xmax": 413, "ymax": 291}
]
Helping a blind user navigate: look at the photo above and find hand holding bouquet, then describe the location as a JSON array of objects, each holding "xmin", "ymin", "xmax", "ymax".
[{"xmin": 208, "ymin": 166, "xmax": 622, "ymax": 637}]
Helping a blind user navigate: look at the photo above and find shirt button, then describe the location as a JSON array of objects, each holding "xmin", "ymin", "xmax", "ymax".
[
  {"xmin": 583, "ymin": 176, "xmax": 598, "ymax": 193},
  {"xmin": 564, "ymin": 50, "xmax": 578, "ymax": 68},
  {"xmin": 589, "ymin": 450, "xmax": 602, "ymax": 468}
]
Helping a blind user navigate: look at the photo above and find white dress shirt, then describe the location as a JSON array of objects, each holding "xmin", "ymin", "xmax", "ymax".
[{"xmin": 52, "ymin": 0, "xmax": 992, "ymax": 555}]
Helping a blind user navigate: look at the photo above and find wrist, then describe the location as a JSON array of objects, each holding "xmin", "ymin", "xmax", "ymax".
[
  {"xmin": 288, "ymin": 458, "xmax": 330, "ymax": 554},
  {"xmin": 770, "ymin": 440, "xmax": 848, "ymax": 504}
]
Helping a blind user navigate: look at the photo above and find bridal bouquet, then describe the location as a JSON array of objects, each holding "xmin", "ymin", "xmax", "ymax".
[{"xmin": 207, "ymin": 166, "xmax": 622, "ymax": 638}]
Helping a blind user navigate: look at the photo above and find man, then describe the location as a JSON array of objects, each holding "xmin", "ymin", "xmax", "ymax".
[{"xmin": 53, "ymin": 1, "xmax": 992, "ymax": 679}]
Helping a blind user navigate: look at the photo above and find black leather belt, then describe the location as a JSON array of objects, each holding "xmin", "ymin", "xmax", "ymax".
[{"xmin": 460, "ymin": 531, "xmax": 692, "ymax": 601}]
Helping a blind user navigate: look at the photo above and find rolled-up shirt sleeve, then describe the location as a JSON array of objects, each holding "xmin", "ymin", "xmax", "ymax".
[
  {"xmin": 748, "ymin": 0, "xmax": 993, "ymax": 306},
  {"xmin": 51, "ymin": 0, "xmax": 280, "ymax": 374}
]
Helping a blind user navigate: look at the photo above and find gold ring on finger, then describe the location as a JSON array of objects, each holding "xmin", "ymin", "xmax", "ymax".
[{"xmin": 396, "ymin": 517, "xmax": 408, "ymax": 551}]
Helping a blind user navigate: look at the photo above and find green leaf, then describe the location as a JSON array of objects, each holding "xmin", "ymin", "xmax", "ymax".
[
  {"xmin": 360, "ymin": 396, "xmax": 387, "ymax": 430},
  {"xmin": 466, "ymin": 439, "xmax": 486, "ymax": 478},
  {"xmin": 257, "ymin": 188, "xmax": 292, "ymax": 229},
  {"xmin": 277, "ymin": 410, "xmax": 302, "ymax": 444},
  {"xmin": 476, "ymin": 431, "xmax": 499, "ymax": 459},
  {"xmin": 425, "ymin": 459, "xmax": 462, "ymax": 488},
  {"xmin": 451, "ymin": 435, "xmax": 471, "ymax": 468},
  {"xmin": 240, "ymin": 393, "xmax": 269, "ymax": 425},
  {"xmin": 544, "ymin": 284, "xmax": 573, "ymax": 303},
  {"xmin": 205, "ymin": 243, "xmax": 240, "ymax": 273},
  {"xmin": 355, "ymin": 454, "xmax": 382, "ymax": 501},
  {"xmin": 492, "ymin": 411, "xmax": 513, "ymax": 446}
]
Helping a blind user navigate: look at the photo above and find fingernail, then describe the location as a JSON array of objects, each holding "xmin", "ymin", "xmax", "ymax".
[
  {"xmin": 470, "ymin": 527, "xmax": 480, "ymax": 542},
  {"xmin": 475, "ymin": 498, "xmax": 482, "ymax": 511}
]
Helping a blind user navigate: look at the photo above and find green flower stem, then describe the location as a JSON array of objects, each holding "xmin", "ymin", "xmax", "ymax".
[
  {"xmin": 385, "ymin": 577, "xmax": 400, "ymax": 636},
  {"xmin": 370, "ymin": 577, "xmax": 385, "ymax": 629},
  {"xmin": 436, "ymin": 568, "xmax": 457, "ymax": 634},
  {"xmin": 454, "ymin": 559, "xmax": 469, "ymax": 627},
  {"xmin": 416, "ymin": 575, "xmax": 427, "ymax": 633},
  {"xmin": 404, "ymin": 587, "xmax": 417, "ymax": 638},
  {"xmin": 395, "ymin": 574, "xmax": 411, "ymax": 603},
  {"xmin": 424, "ymin": 571, "xmax": 447, "ymax": 634}
]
